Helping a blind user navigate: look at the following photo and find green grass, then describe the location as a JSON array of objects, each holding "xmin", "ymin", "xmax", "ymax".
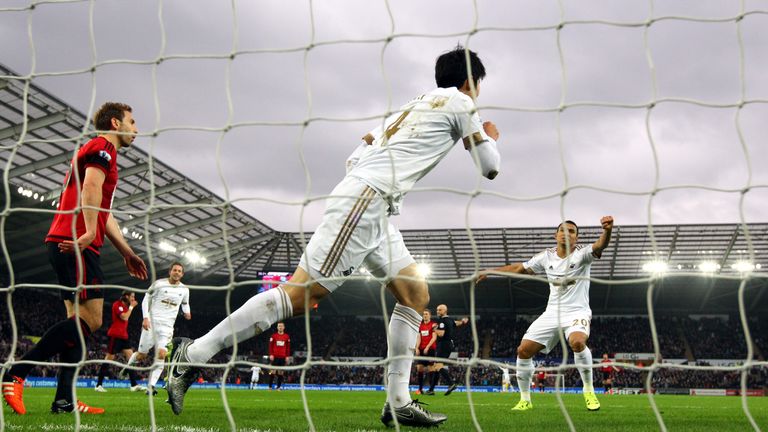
[{"xmin": 2, "ymin": 388, "xmax": 767, "ymax": 431}]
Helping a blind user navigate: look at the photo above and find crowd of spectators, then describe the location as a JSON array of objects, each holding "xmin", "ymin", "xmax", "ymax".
[{"xmin": 1, "ymin": 289, "xmax": 766, "ymax": 391}]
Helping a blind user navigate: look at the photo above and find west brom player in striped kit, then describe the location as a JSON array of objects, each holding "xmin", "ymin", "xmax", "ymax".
[
  {"xmin": 165, "ymin": 46, "xmax": 502, "ymax": 428},
  {"xmin": 2, "ymin": 102, "xmax": 148, "ymax": 415},
  {"xmin": 267, "ymin": 322, "xmax": 291, "ymax": 390},
  {"xmin": 123, "ymin": 262, "xmax": 190, "ymax": 395},
  {"xmin": 414, "ymin": 309, "xmax": 437, "ymax": 395},
  {"xmin": 480, "ymin": 217, "xmax": 614, "ymax": 412}
]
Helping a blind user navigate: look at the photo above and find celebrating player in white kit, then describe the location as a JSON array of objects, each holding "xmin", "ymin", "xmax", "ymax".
[
  {"xmin": 123, "ymin": 262, "xmax": 191, "ymax": 395},
  {"xmin": 165, "ymin": 46, "xmax": 502, "ymax": 428},
  {"xmin": 480, "ymin": 217, "xmax": 613, "ymax": 412}
]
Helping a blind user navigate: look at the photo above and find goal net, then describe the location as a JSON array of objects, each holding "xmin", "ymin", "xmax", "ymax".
[{"xmin": 1, "ymin": 1, "xmax": 767, "ymax": 431}]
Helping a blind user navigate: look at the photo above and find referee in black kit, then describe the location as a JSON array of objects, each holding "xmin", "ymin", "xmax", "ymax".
[{"xmin": 425, "ymin": 304, "xmax": 468, "ymax": 396}]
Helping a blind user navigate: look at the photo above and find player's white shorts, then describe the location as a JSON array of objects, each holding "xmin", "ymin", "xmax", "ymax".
[
  {"xmin": 299, "ymin": 176, "xmax": 415, "ymax": 291},
  {"xmin": 522, "ymin": 309, "xmax": 592, "ymax": 354},
  {"xmin": 137, "ymin": 324, "xmax": 174, "ymax": 354}
]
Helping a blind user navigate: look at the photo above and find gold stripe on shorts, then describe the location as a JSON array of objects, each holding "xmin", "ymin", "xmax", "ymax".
[{"xmin": 319, "ymin": 186, "xmax": 376, "ymax": 277}]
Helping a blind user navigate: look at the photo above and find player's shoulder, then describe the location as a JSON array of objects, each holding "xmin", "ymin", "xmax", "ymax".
[
  {"xmin": 536, "ymin": 248, "xmax": 556, "ymax": 259},
  {"xmin": 435, "ymin": 87, "xmax": 472, "ymax": 108},
  {"xmin": 83, "ymin": 136, "xmax": 116, "ymax": 156},
  {"xmin": 575, "ymin": 243, "xmax": 594, "ymax": 256}
]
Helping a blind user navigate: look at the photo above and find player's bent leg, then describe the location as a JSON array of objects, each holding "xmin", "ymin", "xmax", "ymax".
[
  {"xmin": 381, "ymin": 265, "xmax": 446, "ymax": 426},
  {"xmin": 121, "ymin": 351, "xmax": 146, "ymax": 380},
  {"xmin": 184, "ymin": 268, "xmax": 319, "ymax": 365},
  {"xmin": 148, "ymin": 347, "xmax": 167, "ymax": 392},
  {"xmin": 386, "ymin": 266, "xmax": 429, "ymax": 407},
  {"xmin": 569, "ymin": 331, "xmax": 597, "ymax": 409},
  {"xmin": 168, "ymin": 272, "xmax": 313, "ymax": 415},
  {"xmin": 64, "ymin": 298, "xmax": 104, "ymax": 332},
  {"xmin": 385, "ymin": 303, "xmax": 421, "ymax": 408},
  {"xmin": 280, "ymin": 268, "xmax": 330, "ymax": 315},
  {"xmin": 2, "ymin": 316, "xmax": 96, "ymax": 414},
  {"xmin": 515, "ymin": 339, "xmax": 543, "ymax": 407}
]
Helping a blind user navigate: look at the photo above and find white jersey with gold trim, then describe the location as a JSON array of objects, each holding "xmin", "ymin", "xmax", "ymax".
[
  {"xmin": 141, "ymin": 278, "xmax": 190, "ymax": 325},
  {"xmin": 523, "ymin": 244, "xmax": 598, "ymax": 314},
  {"xmin": 347, "ymin": 87, "xmax": 491, "ymax": 215}
]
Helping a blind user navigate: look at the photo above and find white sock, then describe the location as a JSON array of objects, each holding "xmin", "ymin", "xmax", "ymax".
[
  {"xmin": 126, "ymin": 352, "xmax": 138, "ymax": 366},
  {"xmin": 187, "ymin": 288, "xmax": 293, "ymax": 363},
  {"xmin": 148, "ymin": 361, "xmax": 164, "ymax": 387},
  {"xmin": 386, "ymin": 303, "xmax": 420, "ymax": 409},
  {"xmin": 574, "ymin": 346, "xmax": 594, "ymax": 392},
  {"xmin": 516, "ymin": 357, "xmax": 534, "ymax": 402}
]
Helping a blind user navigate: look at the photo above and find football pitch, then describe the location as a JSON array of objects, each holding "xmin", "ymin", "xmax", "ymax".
[{"xmin": 2, "ymin": 389, "xmax": 767, "ymax": 431}]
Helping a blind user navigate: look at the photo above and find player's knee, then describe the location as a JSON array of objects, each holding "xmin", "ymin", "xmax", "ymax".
[
  {"xmin": 516, "ymin": 345, "xmax": 533, "ymax": 359},
  {"xmin": 569, "ymin": 340, "xmax": 586, "ymax": 353},
  {"xmin": 283, "ymin": 280, "xmax": 328, "ymax": 316},
  {"xmin": 136, "ymin": 352, "xmax": 148, "ymax": 361},
  {"xmin": 88, "ymin": 316, "xmax": 103, "ymax": 332}
]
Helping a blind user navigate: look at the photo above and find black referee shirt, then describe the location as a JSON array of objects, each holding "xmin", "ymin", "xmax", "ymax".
[{"xmin": 436, "ymin": 316, "xmax": 456, "ymax": 347}]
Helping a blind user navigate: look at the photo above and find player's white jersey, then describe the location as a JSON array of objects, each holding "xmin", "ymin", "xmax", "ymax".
[
  {"xmin": 250, "ymin": 366, "xmax": 261, "ymax": 379},
  {"xmin": 348, "ymin": 87, "xmax": 490, "ymax": 215},
  {"xmin": 142, "ymin": 278, "xmax": 190, "ymax": 325},
  {"xmin": 501, "ymin": 368, "xmax": 511, "ymax": 383},
  {"xmin": 523, "ymin": 244, "xmax": 598, "ymax": 314}
]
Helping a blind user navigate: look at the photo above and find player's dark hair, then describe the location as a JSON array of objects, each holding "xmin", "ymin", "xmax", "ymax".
[
  {"xmin": 120, "ymin": 290, "xmax": 132, "ymax": 300},
  {"xmin": 94, "ymin": 102, "xmax": 132, "ymax": 132},
  {"xmin": 169, "ymin": 261, "xmax": 184, "ymax": 271},
  {"xmin": 435, "ymin": 45, "xmax": 486, "ymax": 89},
  {"xmin": 557, "ymin": 220, "xmax": 579, "ymax": 236}
]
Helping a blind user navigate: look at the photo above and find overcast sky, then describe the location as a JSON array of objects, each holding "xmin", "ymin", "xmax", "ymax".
[{"xmin": 1, "ymin": 0, "xmax": 767, "ymax": 232}]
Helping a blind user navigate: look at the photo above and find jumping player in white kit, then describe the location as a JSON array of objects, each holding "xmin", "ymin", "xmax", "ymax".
[
  {"xmin": 165, "ymin": 46, "xmax": 502, "ymax": 428},
  {"xmin": 480, "ymin": 217, "xmax": 613, "ymax": 412}
]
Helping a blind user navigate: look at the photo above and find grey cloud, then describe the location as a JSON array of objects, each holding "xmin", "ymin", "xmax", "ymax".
[{"xmin": 1, "ymin": 0, "xmax": 766, "ymax": 232}]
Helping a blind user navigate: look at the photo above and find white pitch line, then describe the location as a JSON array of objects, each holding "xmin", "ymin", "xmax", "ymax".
[{"xmin": 10, "ymin": 425, "xmax": 285, "ymax": 432}]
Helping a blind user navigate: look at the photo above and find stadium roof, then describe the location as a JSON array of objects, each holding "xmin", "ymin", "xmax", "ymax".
[{"xmin": 1, "ymin": 63, "xmax": 766, "ymax": 316}]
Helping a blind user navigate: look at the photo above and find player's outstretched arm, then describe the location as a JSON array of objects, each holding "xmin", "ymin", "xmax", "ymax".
[
  {"xmin": 105, "ymin": 213, "xmax": 148, "ymax": 280},
  {"xmin": 592, "ymin": 216, "xmax": 614, "ymax": 257},
  {"xmin": 476, "ymin": 262, "xmax": 534, "ymax": 283}
]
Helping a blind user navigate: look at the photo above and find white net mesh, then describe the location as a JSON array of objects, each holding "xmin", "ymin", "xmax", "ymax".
[{"xmin": 1, "ymin": 0, "xmax": 767, "ymax": 431}]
